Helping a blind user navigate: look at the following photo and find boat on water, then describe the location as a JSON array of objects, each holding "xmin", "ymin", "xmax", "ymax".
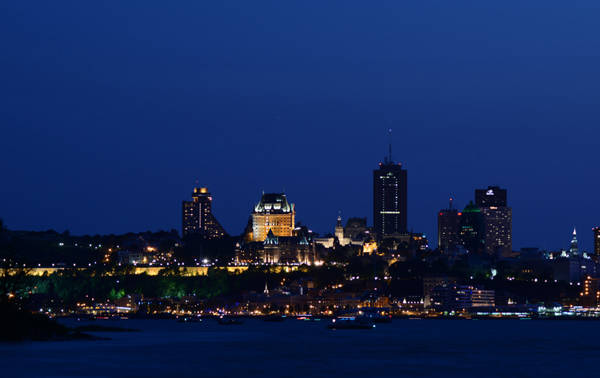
[
  {"xmin": 327, "ymin": 316, "xmax": 375, "ymax": 330},
  {"xmin": 177, "ymin": 316, "xmax": 202, "ymax": 323},
  {"xmin": 359, "ymin": 310, "xmax": 392, "ymax": 323},
  {"xmin": 296, "ymin": 314, "xmax": 322, "ymax": 321},
  {"xmin": 217, "ymin": 316, "xmax": 244, "ymax": 325},
  {"xmin": 263, "ymin": 314, "xmax": 287, "ymax": 322}
]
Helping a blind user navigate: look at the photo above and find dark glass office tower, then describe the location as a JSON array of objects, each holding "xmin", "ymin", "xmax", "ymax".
[
  {"xmin": 438, "ymin": 198, "xmax": 462, "ymax": 252},
  {"xmin": 460, "ymin": 201, "xmax": 485, "ymax": 254},
  {"xmin": 594, "ymin": 227, "xmax": 600, "ymax": 259},
  {"xmin": 373, "ymin": 143, "xmax": 407, "ymax": 238},
  {"xmin": 182, "ymin": 187, "xmax": 227, "ymax": 239}
]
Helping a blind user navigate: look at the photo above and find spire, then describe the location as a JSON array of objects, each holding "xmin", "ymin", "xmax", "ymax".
[
  {"xmin": 449, "ymin": 196, "xmax": 454, "ymax": 210},
  {"xmin": 570, "ymin": 227, "xmax": 579, "ymax": 256}
]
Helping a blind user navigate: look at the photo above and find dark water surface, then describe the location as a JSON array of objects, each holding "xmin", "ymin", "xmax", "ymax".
[{"xmin": 1, "ymin": 318, "xmax": 598, "ymax": 377}]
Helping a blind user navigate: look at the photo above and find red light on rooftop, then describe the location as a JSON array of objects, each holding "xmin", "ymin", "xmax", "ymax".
[{"xmin": 458, "ymin": 212, "xmax": 462, "ymax": 216}]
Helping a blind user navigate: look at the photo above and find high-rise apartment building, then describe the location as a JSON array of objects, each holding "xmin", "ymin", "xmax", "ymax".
[
  {"xmin": 251, "ymin": 193, "xmax": 295, "ymax": 242},
  {"xmin": 475, "ymin": 186, "xmax": 512, "ymax": 255},
  {"xmin": 182, "ymin": 187, "xmax": 227, "ymax": 239}
]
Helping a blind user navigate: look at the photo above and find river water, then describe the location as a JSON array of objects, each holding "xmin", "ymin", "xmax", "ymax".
[{"xmin": 1, "ymin": 318, "xmax": 598, "ymax": 377}]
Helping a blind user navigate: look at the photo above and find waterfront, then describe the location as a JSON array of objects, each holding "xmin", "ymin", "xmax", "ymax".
[{"xmin": 1, "ymin": 319, "xmax": 599, "ymax": 377}]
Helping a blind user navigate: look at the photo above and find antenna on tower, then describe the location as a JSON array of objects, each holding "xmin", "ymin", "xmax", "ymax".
[{"xmin": 449, "ymin": 196, "xmax": 454, "ymax": 210}]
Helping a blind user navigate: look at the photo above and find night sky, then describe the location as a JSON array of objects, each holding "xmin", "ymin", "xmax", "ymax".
[{"xmin": 1, "ymin": 1, "xmax": 599, "ymax": 251}]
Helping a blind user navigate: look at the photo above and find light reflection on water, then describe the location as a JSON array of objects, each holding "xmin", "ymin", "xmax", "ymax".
[{"xmin": 1, "ymin": 318, "xmax": 598, "ymax": 377}]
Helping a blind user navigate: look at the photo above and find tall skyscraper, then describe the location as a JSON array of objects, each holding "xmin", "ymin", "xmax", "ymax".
[
  {"xmin": 475, "ymin": 186, "xmax": 512, "ymax": 255},
  {"xmin": 438, "ymin": 197, "xmax": 462, "ymax": 252},
  {"xmin": 373, "ymin": 132, "xmax": 407, "ymax": 239},
  {"xmin": 460, "ymin": 201, "xmax": 485, "ymax": 254},
  {"xmin": 475, "ymin": 186, "xmax": 507, "ymax": 207},
  {"xmin": 594, "ymin": 227, "xmax": 600, "ymax": 259},
  {"xmin": 251, "ymin": 192, "xmax": 295, "ymax": 242},
  {"xmin": 182, "ymin": 187, "xmax": 227, "ymax": 239}
]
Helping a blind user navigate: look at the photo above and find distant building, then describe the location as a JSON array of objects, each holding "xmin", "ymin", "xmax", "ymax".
[
  {"xmin": 431, "ymin": 284, "xmax": 495, "ymax": 312},
  {"xmin": 344, "ymin": 217, "xmax": 369, "ymax": 240},
  {"xmin": 438, "ymin": 197, "xmax": 462, "ymax": 252},
  {"xmin": 570, "ymin": 228, "xmax": 579, "ymax": 256},
  {"xmin": 251, "ymin": 193, "xmax": 295, "ymax": 242},
  {"xmin": 182, "ymin": 187, "xmax": 227, "ymax": 239},
  {"xmin": 117, "ymin": 250, "xmax": 146, "ymax": 265},
  {"xmin": 314, "ymin": 215, "xmax": 366, "ymax": 249},
  {"xmin": 475, "ymin": 186, "xmax": 507, "ymax": 207},
  {"xmin": 361, "ymin": 236, "xmax": 378, "ymax": 256},
  {"xmin": 236, "ymin": 228, "xmax": 317, "ymax": 265},
  {"xmin": 594, "ymin": 227, "xmax": 600, "ymax": 259},
  {"xmin": 551, "ymin": 228, "xmax": 596, "ymax": 283},
  {"xmin": 373, "ymin": 142, "xmax": 407, "ymax": 239},
  {"xmin": 262, "ymin": 230, "xmax": 316, "ymax": 265},
  {"xmin": 460, "ymin": 201, "xmax": 485, "ymax": 254},
  {"xmin": 580, "ymin": 276, "xmax": 600, "ymax": 307},
  {"xmin": 423, "ymin": 276, "xmax": 457, "ymax": 308},
  {"xmin": 475, "ymin": 186, "xmax": 512, "ymax": 255}
]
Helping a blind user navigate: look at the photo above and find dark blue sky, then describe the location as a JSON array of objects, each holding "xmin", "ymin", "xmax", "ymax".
[{"xmin": 1, "ymin": 1, "xmax": 599, "ymax": 251}]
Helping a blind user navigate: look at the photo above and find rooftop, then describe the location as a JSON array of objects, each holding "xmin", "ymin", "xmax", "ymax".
[{"xmin": 254, "ymin": 193, "xmax": 294, "ymax": 214}]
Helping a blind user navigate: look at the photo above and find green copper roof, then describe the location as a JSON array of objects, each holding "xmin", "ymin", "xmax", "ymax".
[{"xmin": 463, "ymin": 201, "xmax": 481, "ymax": 213}]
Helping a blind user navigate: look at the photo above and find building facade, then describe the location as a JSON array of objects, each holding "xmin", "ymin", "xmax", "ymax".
[
  {"xmin": 182, "ymin": 187, "xmax": 227, "ymax": 239},
  {"xmin": 251, "ymin": 193, "xmax": 295, "ymax": 242},
  {"xmin": 593, "ymin": 227, "xmax": 600, "ymax": 259},
  {"xmin": 236, "ymin": 228, "xmax": 317, "ymax": 265},
  {"xmin": 438, "ymin": 198, "xmax": 462, "ymax": 252},
  {"xmin": 460, "ymin": 201, "xmax": 485, "ymax": 254},
  {"xmin": 475, "ymin": 186, "xmax": 512, "ymax": 255},
  {"xmin": 314, "ymin": 215, "xmax": 367, "ymax": 249},
  {"xmin": 431, "ymin": 284, "xmax": 495, "ymax": 311},
  {"xmin": 262, "ymin": 230, "xmax": 316, "ymax": 265},
  {"xmin": 373, "ymin": 160, "xmax": 407, "ymax": 239}
]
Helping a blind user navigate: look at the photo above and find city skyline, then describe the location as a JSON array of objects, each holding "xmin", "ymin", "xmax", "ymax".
[
  {"xmin": 4, "ymin": 3, "xmax": 600, "ymax": 377},
  {"xmin": 0, "ymin": 150, "xmax": 598, "ymax": 252},
  {"xmin": 2, "ymin": 2, "xmax": 599, "ymax": 251}
]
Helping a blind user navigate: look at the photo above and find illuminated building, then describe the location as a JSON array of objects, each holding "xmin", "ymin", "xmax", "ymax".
[
  {"xmin": 475, "ymin": 186, "xmax": 512, "ymax": 255},
  {"xmin": 431, "ymin": 285, "xmax": 495, "ymax": 311},
  {"xmin": 314, "ymin": 215, "xmax": 366, "ymax": 248},
  {"xmin": 361, "ymin": 237, "xmax": 378, "ymax": 255},
  {"xmin": 459, "ymin": 201, "xmax": 485, "ymax": 254},
  {"xmin": 251, "ymin": 193, "xmax": 295, "ymax": 242},
  {"xmin": 262, "ymin": 230, "xmax": 316, "ymax": 264},
  {"xmin": 373, "ymin": 136, "xmax": 407, "ymax": 239},
  {"xmin": 594, "ymin": 227, "xmax": 600, "ymax": 259},
  {"xmin": 569, "ymin": 228, "xmax": 579, "ymax": 256},
  {"xmin": 236, "ymin": 228, "xmax": 317, "ymax": 265},
  {"xmin": 182, "ymin": 187, "xmax": 227, "ymax": 239},
  {"xmin": 423, "ymin": 276, "xmax": 457, "ymax": 308},
  {"xmin": 580, "ymin": 276, "xmax": 600, "ymax": 307},
  {"xmin": 437, "ymin": 197, "xmax": 462, "ymax": 252},
  {"xmin": 475, "ymin": 186, "xmax": 507, "ymax": 207}
]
